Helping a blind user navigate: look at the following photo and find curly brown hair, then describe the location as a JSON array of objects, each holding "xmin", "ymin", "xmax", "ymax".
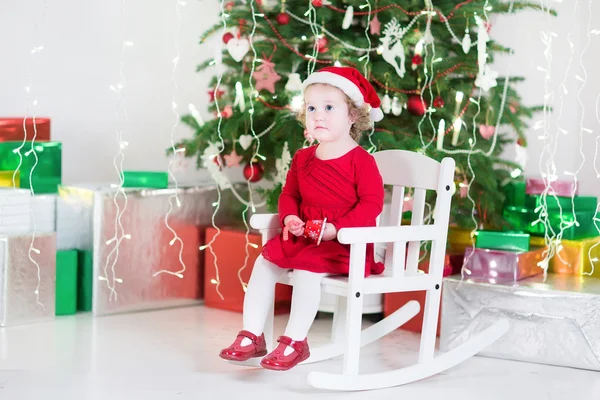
[{"xmin": 296, "ymin": 84, "xmax": 373, "ymax": 142}]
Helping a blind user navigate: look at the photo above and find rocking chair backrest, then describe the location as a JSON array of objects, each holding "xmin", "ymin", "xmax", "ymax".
[{"xmin": 372, "ymin": 150, "xmax": 455, "ymax": 279}]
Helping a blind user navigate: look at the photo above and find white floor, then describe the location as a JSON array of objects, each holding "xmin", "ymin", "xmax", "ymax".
[{"xmin": 0, "ymin": 305, "xmax": 598, "ymax": 400}]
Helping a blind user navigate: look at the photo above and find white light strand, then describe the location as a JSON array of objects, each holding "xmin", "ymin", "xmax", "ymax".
[
  {"xmin": 460, "ymin": 92, "xmax": 483, "ymax": 275},
  {"xmin": 571, "ymin": 0, "xmax": 593, "ymax": 231},
  {"xmin": 101, "ymin": 0, "xmax": 131, "ymax": 300},
  {"xmin": 362, "ymin": 0, "xmax": 377, "ymax": 154},
  {"xmin": 421, "ymin": 8, "xmax": 439, "ymax": 152},
  {"xmin": 154, "ymin": 0, "xmax": 188, "ymax": 279},
  {"xmin": 306, "ymin": 2, "xmax": 320, "ymax": 74},
  {"xmin": 18, "ymin": 0, "xmax": 49, "ymax": 310},
  {"xmin": 237, "ymin": 0, "xmax": 261, "ymax": 293},
  {"xmin": 532, "ymin": 0, "xmax": 560, "ymax": 278},
  {"xmin": 202, "ymin": 0, "xmax": 231, "ymax": 301}
]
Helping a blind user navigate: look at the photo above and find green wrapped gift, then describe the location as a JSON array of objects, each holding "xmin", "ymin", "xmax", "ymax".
[
  {"xmin": 524, "ymin": 194, "xmax": 597, "ymax": 211},
  {"xmin": 503, "ymin": 181, "xmax": 526, "ymax": 207},
  {"xmin": 56, "ymin": 250, "xmax": 78, "ymax": 316},
  {"xmin": 123, "ymin": 171, "xmax": 168, "ymax": 189},
  {"xmin": 504, "ymin": 205, "xmax": 598, "ymax": 240},
  {"xmin": 77, "ymin": 250, "xmax": 93, "ymax": 312},
  {"xmin": 475, "ymin": 230, "xmax": 530, "ymax": 252},
  {"xmin": 0, "ymin": 141, "xmax": 61, "ymax": 194}
]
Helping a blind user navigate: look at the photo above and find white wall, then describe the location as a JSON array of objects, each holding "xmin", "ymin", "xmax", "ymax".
[
  {"xmin": 492, "ymin": 0, "xmax": 600, "ymax": 197},
  {"xmin": 1, "ymin": 0, "xmax": 223, "ymax": 185},
  {"xmin": 2, "ymin": 1, "xmax": 599, "ymax": 197}
]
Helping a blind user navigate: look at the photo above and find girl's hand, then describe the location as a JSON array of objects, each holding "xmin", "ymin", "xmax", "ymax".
[
  {"xmin": 284, "ymin": 215, "xmax": 305, "ymax": 237},
  {"xmin": 321, "ymin": 223, "xmax": 337, "ymax": 241}
]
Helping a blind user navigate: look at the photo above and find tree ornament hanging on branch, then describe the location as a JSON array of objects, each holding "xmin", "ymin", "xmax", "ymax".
[
  {"xmin": 285, "ymin": 72, "xmax": 303, "ymax": 92},
  {"xmin": 407, "ymin": 95, "xmax": 426, "ymax": 116},
  {"xmin": 226, "ymin": 20, "xmax": 250, "ymax": 62},
  {"xmin": 243, "ymin": 160, "xmax": 264, "ymax": 182},
  {"xmin": 369, "ymin": 14, "xmax": 381, "ymax": 35},
  {"xmin": 276, "ymin": 0, "xmax": 290, "ymax": 25},
  {"xmin": 342, "ymin": 5, "xmax": 354, "ymax": 29},
  {"xmin": 462, "ymin": 17, "xmax": 471, "ymax": 54},
  {"xmin": 391, "ymin": 96, "xmax": 403, "ymax": 116},
  {"xmin": 380, "ymin": 18, "xmax": 406, "ymax": 78},
  {"xmin": 474, "ymin": 15, "xmax": 498, "ymax": 92},
  {"xmin": 253, "ymin": 57, "xmax": 281, "ymax": 93}
]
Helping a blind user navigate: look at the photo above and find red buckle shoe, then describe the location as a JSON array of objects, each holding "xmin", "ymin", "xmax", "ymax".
[
  {"xmin": 260, "ymin": 336, "xmax": 310, "ymax": 371},
  {"xmin": 219, "ymin": 330, "xmax": 267, "ymax": 362}
]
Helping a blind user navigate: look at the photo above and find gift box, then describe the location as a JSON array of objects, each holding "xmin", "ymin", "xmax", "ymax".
[
  {"xmin": 57, "ymin": 182, "xmax": 244, "ymax": 315},
  {"xmin": 504, "ymin": 205, "xmax": 597, "ymax": 240},
  {"xmin": 383, "ymin": 254, "xmax": 458, "ymax": 336},
  {"xmin": 204, "ymin": 226, "xmax": 293, "ymax": 313},
  {"xmin": 447, "ymin": 227, "xmax": 476, "ymax": 254},
  {"xmin": 502, "ymin": 181, "xmax": 526, "ymax": 207},
  {"xmin": 0, "ymin": 170, "xmax": 19, "ymax": 187},
  {"xmin": 0, "ymin": 189, "xmax": 32, "ymax": 235},
  {"xmin": 77, "ymin": 250, "xmax": 93, "ymax": 311},
  {"xmin": 462, "ymin": 246, "xmax": 545, "ymax": 283},
  {"xmin": 56, "ymin": 250, "xmax": 78, "ymax": 315},
  {"xmin": 440, "ymin": 274, "xmax": 600, "ymax": 371},
  {"xmin": 0, "ymin": 190, "xmax": 56, "ymax": 234},
  {"xmin": 525, "ymin": 177, "xmax": 577, "ymax": 197},
  {"xmin": 56, "ymin": 184, "xmax": 98, "ymax": 251},
  {"xmin": 525, "ymin": 194, "xmax": 597, "ymax": 211},
  {"xmin": 0, "ymin": 117, "xmax": 51, "ymax": 142},
  {"xmin": 0, "ymin": 141, "xmax": 61, "ymax": 194},
  {"xmin": 546, "ymin": 237, "xmax": 600, "ymax": 278},
  {"xmin": 0, "ymin": 233, "xmax": 56, "ymax": 326},
  {"xmin": 123, "ymin": 171, "xmax": 169, "ymax": 189},
  {"xmin": 475, "ymin": 230, "xmax": 530, "ymax": 252}
]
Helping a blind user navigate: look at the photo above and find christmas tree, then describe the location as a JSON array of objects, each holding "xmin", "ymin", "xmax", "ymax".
[{"xmin": 176, "ymin": 0, "xmax": 551, "ymax": 230}]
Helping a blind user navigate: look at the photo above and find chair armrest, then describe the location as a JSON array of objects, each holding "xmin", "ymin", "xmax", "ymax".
[
  {"xmin": 250, "ymin": 213, "xmax": 280, "ymax": 230},
  {"xmin": 337, "ymin": 225, "xmax": 442, "ymax": 245}
]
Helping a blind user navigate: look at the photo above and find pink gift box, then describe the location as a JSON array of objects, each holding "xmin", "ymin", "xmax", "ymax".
[
  {"xmin": 525, "ymin": 178, "xmax": 577, "ymax": 197},
  {"xmin": 462, "ymin": 246, "xmax": 546, "ymax": 284}
]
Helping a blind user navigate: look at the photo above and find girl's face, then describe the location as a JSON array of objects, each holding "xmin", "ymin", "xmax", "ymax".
[{"xmin": 304, "ymin": 84, "xmax": 354, "ymax": 144}]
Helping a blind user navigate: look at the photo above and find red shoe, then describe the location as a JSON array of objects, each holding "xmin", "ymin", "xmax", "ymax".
[
  {"xmin": 260, "ymin": 336, "xmax": 310, "ymax": 371},
  {"xmin": 219, "ymin": 330, "xmax": 267, "ymax": 362}
]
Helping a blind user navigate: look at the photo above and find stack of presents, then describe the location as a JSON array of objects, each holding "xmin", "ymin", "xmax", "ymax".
[
  {"xmin": 437, "ymin": 178, "xmax": 600, "ymax": 371},
  {"xmin": 0, "ymin": 117, "xmax": 256, "ymax": 326}
]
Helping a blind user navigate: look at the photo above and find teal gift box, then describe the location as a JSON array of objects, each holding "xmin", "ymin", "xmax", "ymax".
[
  {"xmin": 504, "ymin": 205, "xmax": 598, "ymax": 240},
  {"xmin": 123, "ymin": 171, "xmax": 168, "ymax": 189},
  {"xmin": 0, "ymin": 141, "xmax": 61, "ymax": 194},
  {"xmin": 475, "ymin": 231, "xmax": 530, "ymax": 252}
]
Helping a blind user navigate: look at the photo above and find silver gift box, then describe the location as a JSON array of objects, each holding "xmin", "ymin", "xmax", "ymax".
[
  {"xmin": 58, "ymin": 182, "xmax": 247, "ymax": 316},
  {"xmin": 440, "ymin": 274, "xmax": 600, "ymax": 371},
  {"xmin": 0, "ymin": 233, "xmax": 56, "ymax": 327}
]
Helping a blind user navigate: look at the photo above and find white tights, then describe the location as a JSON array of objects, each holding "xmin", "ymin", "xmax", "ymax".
[{"xmin": 241, "ymin": 255, "xmax": 326, "ymax": 355}]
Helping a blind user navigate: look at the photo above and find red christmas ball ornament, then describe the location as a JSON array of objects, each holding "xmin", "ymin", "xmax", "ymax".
[
  {"xmin": 317, "ymin": 36, "xmax": 329, "ymax": 53},
  {"xmin": 243, "ymin": 161, "xmax": 264, "ymax": 182},
  {"xmin": 433, "ymin": 96, "xmax": 445, "ymax": 108},
  {"xmin": 213, "ymin": 155, "xmax": 223, "ymax": 170},
  {"xmin": 222, "ymin": 32, "xmax": 234, "ymax": 44},
  {"xmin": 276, "ymin": 12, "xmax": 290, "ymax": 25},
  {"xmin": 406, "ymin": 95, "xmax": 427, "ymax": 116},
  {"xmin": 412, "ymin": 54, "xmax": 423, "ymax": 66},
  {"xmin": 312, "ymin": 0, "xmax": 323, "ymax": 7}
]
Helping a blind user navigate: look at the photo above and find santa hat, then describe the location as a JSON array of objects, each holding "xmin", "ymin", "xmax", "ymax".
[{"xmin": 302, "ymin": 66, "xmax": 384, "ymax": 122}]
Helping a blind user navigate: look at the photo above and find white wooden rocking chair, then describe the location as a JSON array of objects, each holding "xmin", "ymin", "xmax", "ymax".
[{"xmin": 236, "ymin": 150, "xmax": 509, "ymax": 391}]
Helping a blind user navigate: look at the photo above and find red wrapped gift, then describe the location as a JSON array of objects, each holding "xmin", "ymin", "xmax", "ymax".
[
  {"xmin": 203, "ymin": 227, "xmax": 292, "ymax": 313},
  {"xmin": 383, "ymin": 254, "xmax": 455, "ymax": 336},
  {"xmin": 0, "ymin": 118, "xmax": 51, "ymax": 142},
  {"xmin": 525, "ymin": 177, "xmax": 577, "ymax": 197}
]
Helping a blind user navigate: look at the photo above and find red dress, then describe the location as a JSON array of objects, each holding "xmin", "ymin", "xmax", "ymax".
[{"xmin": 262, "ymin": 145, "xmax": 385, "ymax": 276}]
